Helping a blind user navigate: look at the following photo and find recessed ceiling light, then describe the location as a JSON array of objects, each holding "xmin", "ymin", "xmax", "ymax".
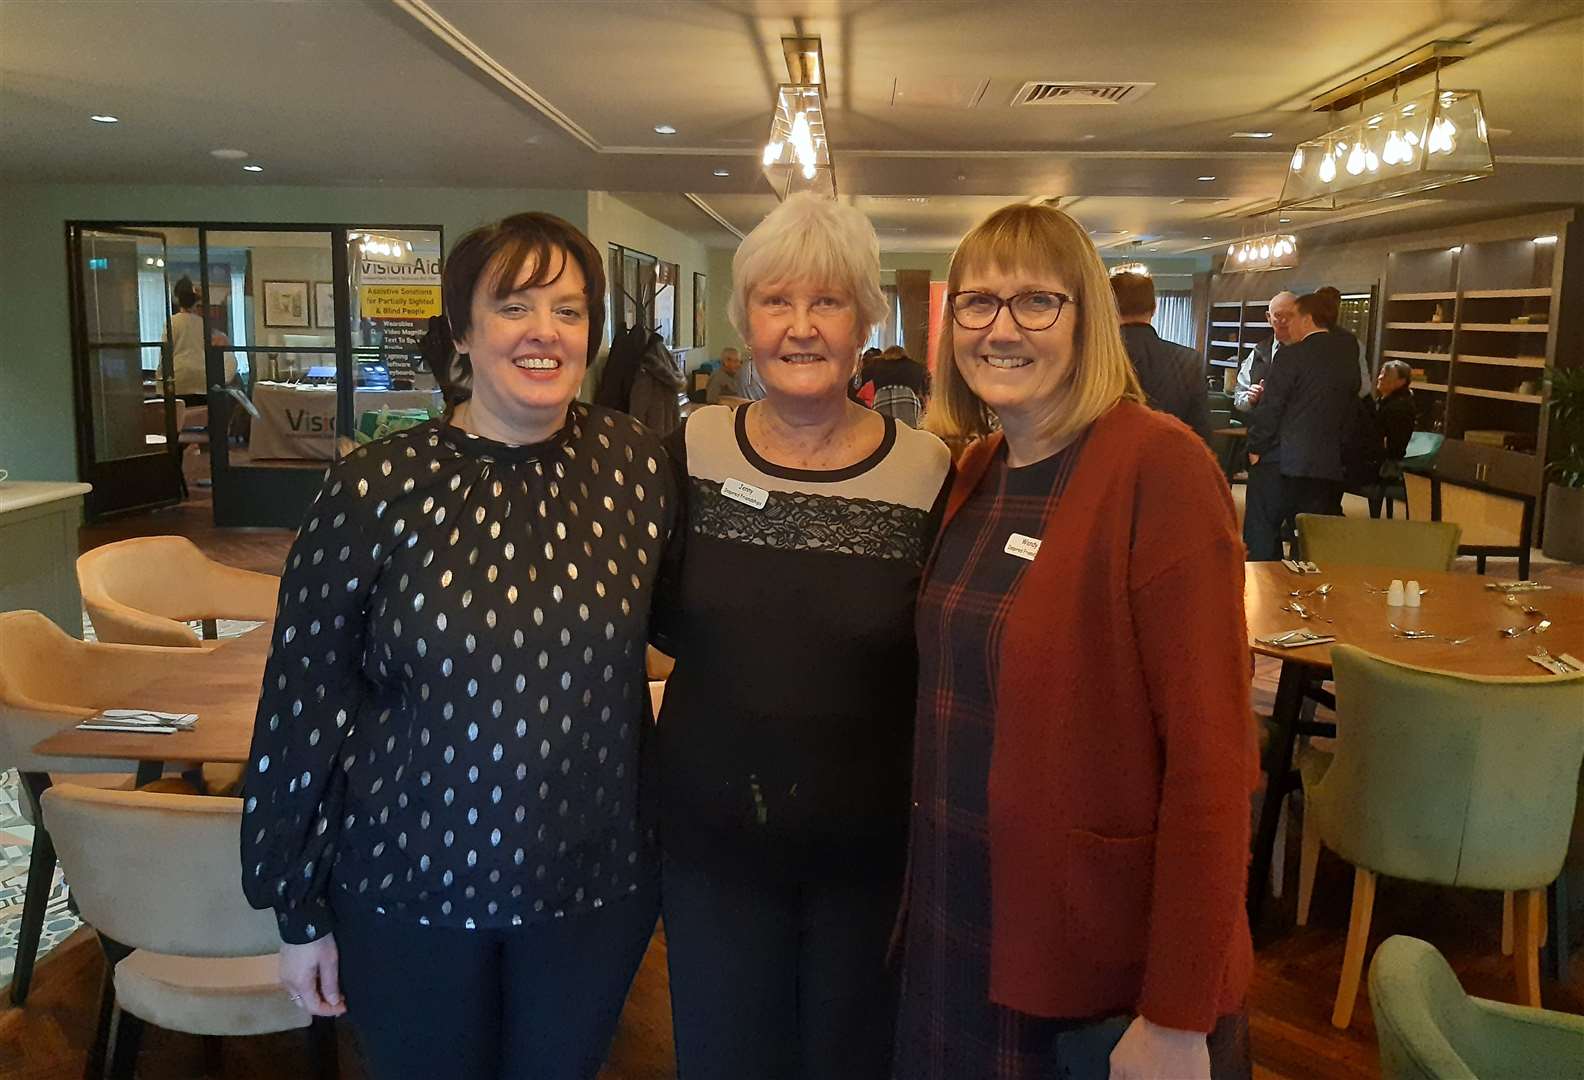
[
  {"xmin": 210, "ymin": 148, "xmax": 248, "ymax": 160},
  {"xmin": 1201, "ymin": 235, "xmax": 1213, "ymax": 240},
  {"xmin": 712, "ymin": 168, "xmax": 730, "ymax": 177},
  {"xmin": 90, "ymin": 114, "xmax": 119, "ymax": 124},
  {"xmin": 243, "ymin": 164, "xmax": 264, "ymax": 173},
  {"xmin": 653, "ymin": 124, "xmax": 677, "ymax": 135},
  {"xmin": 1231, "ymin": 131, "xmax": 1274, "ymax": 139},
  {"xmin": 1196, "ymin": 175, "xmax": 1216, "ymax": 182},
  {"xmin": 1279, "ymin": 217, "xmax": 1291, "ymax": 223}
]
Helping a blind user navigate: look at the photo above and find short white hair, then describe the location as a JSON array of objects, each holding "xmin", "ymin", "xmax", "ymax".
[{"xmin": 728, "ymin": 193, "xmax": 888, "ymax": 342}]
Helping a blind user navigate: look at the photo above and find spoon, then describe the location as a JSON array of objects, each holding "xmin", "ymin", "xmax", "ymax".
[
  {"xmin": 1500, "ymin": 619, "xmax": 1553, "ymax": 639},
  {"xmin": 1284, "ymin": 602, "xmax": 1333, "ymax": 623},
  {"xmin": 1503, "ymin": 597, "xmax": 1545, "ymax": 617}
]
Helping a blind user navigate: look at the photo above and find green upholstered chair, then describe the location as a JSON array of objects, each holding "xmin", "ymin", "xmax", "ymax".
[
  {"xmin": 1370, "ymin": 936, "xmax": 1584, "ymax": 1080},
  {"xmin": 1294, "ymin": 646, "xmax": 1584, "ymax": 1027},
  {"xmin": 1296, "ymin": 514, "xmax": 1461, "ymax": 572}
]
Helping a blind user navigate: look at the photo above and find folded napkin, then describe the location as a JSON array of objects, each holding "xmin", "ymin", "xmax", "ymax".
[{"xmin": 76, "ymin": 709, "xmax": 198, "ymax": 734}]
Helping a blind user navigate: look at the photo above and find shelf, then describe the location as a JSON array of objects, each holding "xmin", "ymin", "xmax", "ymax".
[
  {"xmin": 1462, "ymin": 288, "xmax": 1551, "ymax": 299},
  {"xmin": 1382, "ymin": 350, "xmax": 1450, "ymax": 362},
  {"xmin": 1244, "ymin": 299, "xmax": 1272, "ymax": 307},
  {"xmin": 1211, "ymin": 301, "xmax": 1242, "ymax": 309},
  {"xmin": 1210, "ymin": 340, "xmax": 1240, "ymax": 348},
  {"xmin": 1210, "ymin": 321, "xmax": 1241, "ymax": 328},
  {"xmin": 1460, "ymin": 323, "xmax": 1550, "ymax": 333},
  {"xmin": 1244, "ymin": 322, "xmax": 1270, "ymax": 328},
  {"xmin": 1209, "ymin": 359, "xmax": 1240, "ymax": 369},
  {"xmin": 1388, "ymin": 291, "xmax": 1456, "ymax": 301},
  {"xmin": 1416, "ymin": 382, "xmax": 1449, "ymax": 393},
  {"xmin": 1387, "ymin": 322, "xmax": 1455, "ymax": 330},
  {"xmin": 1456, "ymin": 387, "xmax": 1542, "ymax": 404},
  {"xmin": 1457, "ymin": 354, "xmax": 1547, "ymax": 369}
]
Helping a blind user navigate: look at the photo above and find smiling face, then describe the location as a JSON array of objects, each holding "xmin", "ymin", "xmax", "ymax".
[
  {"xmin": 950, "ymin": 264, "xmax": 1079, "ymax": 431},
  {"xmin": 454, "ymin": 248, "xmax": 588, "ymax": 438},
  {"xmin": 744, "ymin": 278, "xmax": 863, "ymax": 406}
]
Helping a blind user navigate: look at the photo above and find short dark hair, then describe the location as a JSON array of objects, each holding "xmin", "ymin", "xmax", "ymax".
[
  {"xmin": 421, "ymin": 212, "xmax": 606, "ymax": 408},
  {"xmin": 1109, "ymin": 272, "xmax": 1155, "ymax": 318},
  {"xmin": 1295, "ymin": 291, "xmax": 1330, "ymax": 323},
  {"xmin": 1311, "ymin": 286, "xmax": 1342, "ymax": 328},
  {"xmin": 1381, "ymin": 359, "xmax": 1413, "ymax": 384},
  {"xmin": 173, "ymin": 276, "xmax": 199, "ymax": 310}
]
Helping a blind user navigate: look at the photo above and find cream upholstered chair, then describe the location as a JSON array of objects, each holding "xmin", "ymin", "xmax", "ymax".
[
  {"xmin": 78, "ymin": 536, "xmax": 280, "ymax": 647},
  {"xmin": 41, "ymin": 784, "xmax": 337, "ymax": 1080},
  {"xmin": 0, "ymin": 610, "xmax": 229, "ymax": 1004}
]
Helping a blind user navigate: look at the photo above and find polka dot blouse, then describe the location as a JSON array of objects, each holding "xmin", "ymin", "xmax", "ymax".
[{"xmin": 241, "ymin": 404, "xmax": 676, "ymax": 944}]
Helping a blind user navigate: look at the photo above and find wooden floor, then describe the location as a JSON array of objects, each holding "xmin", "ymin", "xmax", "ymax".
[{"xmin": 2, "ymin": 488, "xmax": 1577, "ymax": 1078}]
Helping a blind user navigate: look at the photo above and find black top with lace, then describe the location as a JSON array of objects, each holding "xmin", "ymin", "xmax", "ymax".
[
  {"xmin": 652, "ymin": 403, "xmax": 952, "ymax": 881},
  {"xmin": 240, "ymin": 405, "xmax": 676, "ymax": 943}
]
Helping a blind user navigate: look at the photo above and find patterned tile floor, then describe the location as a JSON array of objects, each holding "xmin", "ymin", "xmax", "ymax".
[{"xmin": 0, "ymin": 615, "xmax": 261, "ymax": 989}]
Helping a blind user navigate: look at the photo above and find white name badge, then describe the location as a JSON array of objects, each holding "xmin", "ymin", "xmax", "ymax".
[
  {"xmin": 1005, "ymin": 532, "xmax": 1042, "ymax": 561},
  {"xmin": 721, "ymin": 477, "xmax": 769, "ymax": 510}
]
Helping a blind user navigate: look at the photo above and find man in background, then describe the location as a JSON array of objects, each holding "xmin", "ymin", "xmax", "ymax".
[
  {"xmin": 1233, "ymin": 291, "xmax": 1298, "ymax": 414},
  {"xmin": 1244, "ymin": 291, "xmax": 1363, "ymax": 559},
  {"xmin": 1110, "ymin": 271, "xmax": 1210, "ymax": 443},
  {"xmin": 705, "ymin": 346, "xmax": 744, "ymax": 403}
]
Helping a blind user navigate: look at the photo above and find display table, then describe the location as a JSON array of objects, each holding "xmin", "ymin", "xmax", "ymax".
[
  {"xmin": 249, "ymin": 383, "xmax": 442, "ymax": 461},
  {"xmin": 0, "ymin": 481, "xmax": 94, "ymax": 636}
]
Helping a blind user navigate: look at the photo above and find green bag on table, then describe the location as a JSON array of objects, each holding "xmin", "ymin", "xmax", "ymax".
[{"xmin": 355, "ymin": 407, "xmax": 436, "ymax": 445}]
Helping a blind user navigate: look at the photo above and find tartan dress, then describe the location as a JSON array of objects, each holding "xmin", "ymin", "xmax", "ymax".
[{"xmin": 893, "ymin": 438, "xmax": 1089, "ymax": 1080}]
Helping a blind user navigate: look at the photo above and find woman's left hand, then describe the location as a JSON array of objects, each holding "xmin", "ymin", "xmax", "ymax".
[{"xmin": 1109, "ymin": 1015, "xmax": 1210, "ymax": 1080}]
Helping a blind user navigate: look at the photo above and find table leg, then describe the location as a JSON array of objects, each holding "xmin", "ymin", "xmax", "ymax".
[
  {"xmin": 133, "ymin": 761, "xmax": 164, "ymax": 789},
  {"xmin": 1249, "ymin": 660, "xmax": 1307, "ymax": 927}
]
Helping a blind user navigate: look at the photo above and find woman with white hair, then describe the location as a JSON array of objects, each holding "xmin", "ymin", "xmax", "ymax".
[{"xmin": 652, "ymin": 192, "xmax": 952, "ymax": 1078}]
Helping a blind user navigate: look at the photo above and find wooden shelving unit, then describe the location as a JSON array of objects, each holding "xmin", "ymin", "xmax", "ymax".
[{"xmin": 1201, "ymin": 299, "xmax": 1272, "ymax": 384}]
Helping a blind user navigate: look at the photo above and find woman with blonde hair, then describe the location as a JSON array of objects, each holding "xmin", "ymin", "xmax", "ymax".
[
  {"xmin": 897, "ymin": 203, "xmax": 1255, "ymax": 1079},
  {"xmin": 654, "ymin": 192, "xmax": 952, "ymax": 1078}
]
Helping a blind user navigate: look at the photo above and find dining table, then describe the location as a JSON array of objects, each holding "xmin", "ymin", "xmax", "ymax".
[
  {"xmin": 1244, "ymin": 561, "xmax": 1584, "ymax": 970},
  {"xmin": 33, "ymin": 623, "xmax": 273, "ymax": 788}
]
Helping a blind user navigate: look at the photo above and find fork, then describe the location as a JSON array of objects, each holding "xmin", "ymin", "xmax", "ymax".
[
  {"xmin": 1534, "ymin": 647, "xmax": 1578, "ymax": 672},
  {"xmin": 1500, "ymin": 619, "xmax": 1553, "ymax": 639}
]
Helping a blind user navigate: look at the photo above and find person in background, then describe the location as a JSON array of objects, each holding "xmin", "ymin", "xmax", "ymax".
[
  {"xmin": 1232, "ymin": 292, "xmax": 1296, "ymax": 414},
  {"xmin": 167, "ymin": 276, "xmax": 233, "ymax": 403},
  {"xmin": 1313, "ymin": 286, "xmax": 1371, "ymax": 399},
  {"xmin": 900, "ymin": 200, "xmax": 1254, "ymax": 1080},
  {"xmin": 1110, "ymin": 271, "xmax": 1210, "ymax": 443},
  {"xmin": 1373, "ymin": 359, "xmax": 1417, "ymax": 461},
  {"xmin": 705, "ymin": 346, "xmax": 745, "ymax": 403},
  {"xmin": 1244, "ymin": 291, "xmax": 1362, "ymax": 559},
  {"xmin": 654, "ymin": 192, "xmax": 952, "ymax": 1080},
  {"xmin": 243, "ymin": 212, "xmax": 674, "ymax": 1080},
  {"xmin": 862, "ymin": 345, "xmax": 930, "ymax": 427}
]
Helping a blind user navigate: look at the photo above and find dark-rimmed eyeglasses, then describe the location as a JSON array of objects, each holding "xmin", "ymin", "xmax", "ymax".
[{"xmin": 948, "ymin": 290, "xmax": 1075, "ymax": 331}]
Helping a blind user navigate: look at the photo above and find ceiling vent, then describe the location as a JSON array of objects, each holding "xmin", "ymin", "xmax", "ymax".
[{"xmin": 1012, "ymin": 81, "xmax": 1155, "ymax": 106}]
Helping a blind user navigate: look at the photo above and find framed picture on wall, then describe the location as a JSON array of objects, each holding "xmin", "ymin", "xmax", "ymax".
[
  {"xmin": 313, "ymin": 281, "xmax": 336, "ymax": 329},
  {"xmin": 263, "ymin": 280, "xmax": 311, "ymax": 327},
  {"xmin": 693, "ymin": 272, "xmax": 707, "ymax": 348}
]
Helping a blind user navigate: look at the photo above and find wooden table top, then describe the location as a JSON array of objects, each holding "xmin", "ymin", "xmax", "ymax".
[
  {"xmin": 34, "ymin": 625, "xmax": 273, "ymax": 765},
  {"xmin": 1246, "ymin": 563, "xmax": 1584, "ymax": 674}
]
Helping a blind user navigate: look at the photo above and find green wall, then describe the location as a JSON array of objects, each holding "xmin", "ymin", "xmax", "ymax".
[{"xmin": 0, "ymin": 183, "xmax": 587, "ymax": 481}]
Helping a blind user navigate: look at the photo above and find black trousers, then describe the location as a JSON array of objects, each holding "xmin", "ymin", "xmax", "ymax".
[
  {"xmin": 1244, "ymin": 463, "xmax": 1344, "ymax": 560},
  {"xmin": 331, "ymin": 885, "xmax": 657, "ymax": 1080},
  {"xmin": 661, "ymin": 854, "xmax": 901, "ymax": 1080}
]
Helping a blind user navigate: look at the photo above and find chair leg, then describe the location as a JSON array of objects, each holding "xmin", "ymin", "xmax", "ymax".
[
  {"xmin": 1511, "ymin": 887, "xmax": 1543, "ymax": 1009},
  {"xmin": 1502, "ymin": 891, "xmax": 1514, "ymax": 956},
  {"xmin": 105, "ymin": 1006, "xmax": 146, "ymax": 1080},
  {"xmin": 1270, "ymin": 796, "xmax": 1288, "ymax": 899},
  {"xmin": 1332, "ymin": 867, "xmax": 1377, "ymax": 1028},
  {"xmin": 202, "ymin": 1034, "xmax": 224, "ymax": 1077},
  {"xmin": 8, "ymin": 824, "xmax": 56, "ymax": 1005},
  {"xmin": 310, "ymin": 1015, "xmax": 340, "ymax": 1080},
  {"xmin": 1297, "ymin": 809, "xmax": 1322, "ymax": 927}
]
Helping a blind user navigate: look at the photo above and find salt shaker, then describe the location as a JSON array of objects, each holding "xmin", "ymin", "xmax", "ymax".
[
  {"xmin": 1404, "ymin": 580, "xmax": 1422, "ymax": 608},
  {"xmin": 1387, "ymin": 579, "xmax": 1405, "ymax": 606}
]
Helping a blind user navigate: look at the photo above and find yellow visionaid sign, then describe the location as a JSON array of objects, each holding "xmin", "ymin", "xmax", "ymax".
[{"xmin": 360, "ymin": 285, "xmax": 441, "ymax": 320}]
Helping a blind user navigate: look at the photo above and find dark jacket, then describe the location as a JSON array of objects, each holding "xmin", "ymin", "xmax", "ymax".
[
  {"xmin": 1248, "ymin": 328, "xmax": 1361, "ymax": 481},
  {"xmin": 1376, "ymin": 387, "xmax": 1417, "ymax": 461},
  {"xmin": 860, "ymin": 356, "xmax": 930, "ymax": 399},
  {"xmin": 1119, "ymin": 324, "xmax": 1211, "ymax": 443}
]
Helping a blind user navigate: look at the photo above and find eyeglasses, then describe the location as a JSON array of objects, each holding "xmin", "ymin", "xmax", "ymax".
[{"xmin": 948, "ymin": 290, "xmax": 1075, "ymax": 331}]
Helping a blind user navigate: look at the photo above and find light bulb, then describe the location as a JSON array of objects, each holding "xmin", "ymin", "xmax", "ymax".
[
  {"xmin": 802, "ymin": 162, "xmax": 816, "ymax": 180},
  {"xmin": 1382, "ymin": 130, "xmax": 1407, "ymax": 165},
  {"xmin": 1365, "ymin": 150, "xmax": 1380, "ymax": 172},
  {"xmin": 762, "ymin": 141, "xmax": 781, "ymax": 166},
  {"xmin": 1227, "ymin": 244, "xmax": 1236, "ymax": 255},
  {"xmin": 1236, "ymin": 248, "xmax": 1247, "ymax": 263},
  {"xmin": 1428, "ymin": 117, "xmax": 1457, "ymax": 155},
  {"xmin": 1259, "ymin": 243, "xmax": 1270, "ymax": 259},
  {"xmin": 1319, "ymin": 154, "xmax": 1337, "ymax": 183},
  {"xmin": 1290, "ymin": 148, "xmax": 1305, "ymax": 171},
  {"xmin": 1346, "ymin": 142, "xmax": 1366, "ymax": 175}
]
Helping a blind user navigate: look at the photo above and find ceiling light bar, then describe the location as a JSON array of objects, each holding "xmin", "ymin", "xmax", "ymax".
[
  {"xmin": 763, "ymin": 83, "xmax": 835, "ymax": 199},
  {"xmin": 781, "ymin": 36, "xmax": 825, "ymax": 86},
  {"xmin": 1225, "ymin": 233, "xmax": 1298, "ymax": 273},
  {"xmin": 1310, "ymin": 40, "xmax": 1470, "ymax": 113}
]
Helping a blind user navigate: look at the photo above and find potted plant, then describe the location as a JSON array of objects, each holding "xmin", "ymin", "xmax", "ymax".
[{"xmin": 1541, "ymin": 366, "xmax": 1584, "ymax": 562}]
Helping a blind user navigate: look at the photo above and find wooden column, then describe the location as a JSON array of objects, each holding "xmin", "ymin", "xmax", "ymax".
[{"xmin": 895, "ymin": 269, "xmax": 932, "ymax": 362}]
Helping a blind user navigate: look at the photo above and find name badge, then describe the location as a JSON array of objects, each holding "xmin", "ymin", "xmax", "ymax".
[
  {"xmin": 721, "ymin": 477, "xmax": 769, "ymax": 510},
  {"xmin": 1005, "ymin": 532, "xmax": 1042, "ymax": 561}
]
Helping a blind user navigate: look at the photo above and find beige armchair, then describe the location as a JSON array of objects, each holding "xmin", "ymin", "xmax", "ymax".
[
  {"xmin": 78, "ymin": 536, "xmax": 280, "ymax": 647},
  {"xmin": 0, "ymin": 610, "xmax": 229, "ymax": 1004},
  {"xmin": 41, "ymin": 784, "xmax": 337, "ymax": 1079}
]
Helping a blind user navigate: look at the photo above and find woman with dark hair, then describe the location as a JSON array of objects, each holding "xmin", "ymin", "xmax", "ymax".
[
  {"xmin": 242, "ymin": 212, "xmax": 675, "ymax": 1080},
  {"xmin": 167, "ymin": 275, "xmax": 232, "ymax": 401}
]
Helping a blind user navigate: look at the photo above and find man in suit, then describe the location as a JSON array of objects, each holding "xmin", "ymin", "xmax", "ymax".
[
  {"xmin": 1233, "ymin": 291, "xmax": 1297, "ymax": 413},
  {"xmin": 1243, "ymin": 291, "xmax": 1364, "ymax": 560},
  {"xmin": 1110, "ymin": 271, "xmax": 1211, "ymax": 443}
]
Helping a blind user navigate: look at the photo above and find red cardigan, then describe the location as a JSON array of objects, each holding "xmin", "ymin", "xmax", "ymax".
[{"xmin": 937, "ymin": 401, "xmax": 1256, "ymax": 1033}]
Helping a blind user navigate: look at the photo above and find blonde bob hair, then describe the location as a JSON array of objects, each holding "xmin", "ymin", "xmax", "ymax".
[
  {"xmin": 926, "ymin": 203, "xmax": 1143, "ymax": 443},
  {"xmin": 728, "ymin": 192, "xmax": 890, "ymax": 351}
]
